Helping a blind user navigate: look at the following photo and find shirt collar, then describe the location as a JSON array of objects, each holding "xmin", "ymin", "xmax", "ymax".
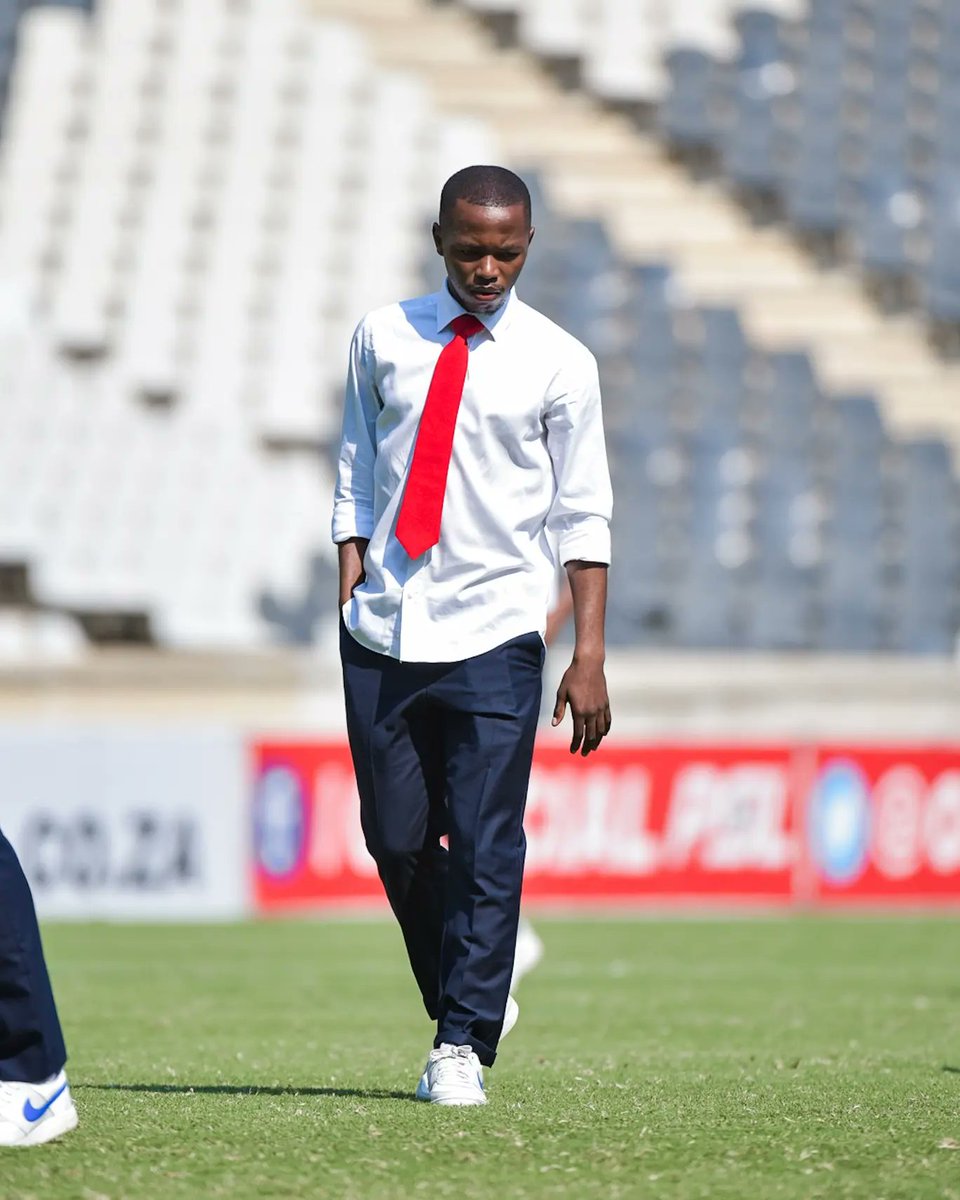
[{"xmin": 435, "ymin": 280, "xmax": 517, "ymax": 341}]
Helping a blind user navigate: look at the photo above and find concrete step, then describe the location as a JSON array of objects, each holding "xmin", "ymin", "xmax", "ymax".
[
  {"xmin": 312, "ymin": 0, "xmax": 423, "ymax": 18},
  {"xmin": 813, "ymin": 334, "xmax": 950, "ymax": 379},
  {"xmin": 506, "ymin": 120, "xmax": 646, "ymax": 161},
  {"xmin": 412, "ymin": 72, "xmax": 553, "ymax": 112},
  {"xmin": 551, "ymin": 170, "xmax": 726, "ymax": 207},
  {"xmin": 878, "ymin": 378, "xmax": 960, "ymax": 422},
  {"xmin": 742, "ymin": 296, "xmax": 915, "ymax": 343},
  {"xmin": 670, "ymin": 245, "xmax": 816, "ymax": 293}
]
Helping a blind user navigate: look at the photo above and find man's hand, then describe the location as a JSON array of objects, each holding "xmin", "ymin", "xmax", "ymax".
[
  {"xmin": 552, "ymin": 560, "xmax": 610, "ymax": 756},
  {"xmin": 338, "ymin": 537, "xmax": 370, "ymax": 608},
  {"xmin": 552, "ymin": 653, "xmax": 611, "ymax": 756}
]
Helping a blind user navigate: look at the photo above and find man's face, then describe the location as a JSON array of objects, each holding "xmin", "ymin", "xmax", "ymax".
[{"xmin": 433, "ymin": 199, "xmax": 534, "ymax": 314}]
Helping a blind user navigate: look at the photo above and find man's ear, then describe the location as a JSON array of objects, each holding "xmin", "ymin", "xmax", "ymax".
[
  {"xmin": 528, "ymin": 225, "xmax": 536, "ymax": 248},
  {"xmin": 432, "ymin": 222, "xmax": 444, "ymax": 256}
]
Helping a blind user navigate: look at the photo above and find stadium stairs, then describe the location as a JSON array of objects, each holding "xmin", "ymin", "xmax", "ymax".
[{"xmin": 312, "ymin": 0, "xmax": 960, "ymax": 457}]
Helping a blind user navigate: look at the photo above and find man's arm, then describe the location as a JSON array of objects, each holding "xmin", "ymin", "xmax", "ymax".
[
  {"xmin": 542, "ymin": 348, "xmax": 613, "ymax": 757},
  {"xmin": 338, "ymin": 537, "xmax": 369, "ymax": 608},
  {"xmin": 552, "ymin": 561, "xmax": 611, "ymax": 756},
  {"xmin": 332, "ymin": 320, "xmax": 378, "ymax": 559}
]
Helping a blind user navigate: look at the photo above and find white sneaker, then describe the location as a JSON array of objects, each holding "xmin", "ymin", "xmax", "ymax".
[
  {"xmin": 510, "ymin": 918, "xmax": 544, "ymax": 990},
  {"xmin": 501, "ymin": 992, "xmax": 519, "ymax": 1040},
  {"xmin": 416, "ymin": 1044, "xmax": 486, "ymax": 1106},
  {"xmin": 0, "ymin": 1070, "xmax": 78, "ymax": 1147}
]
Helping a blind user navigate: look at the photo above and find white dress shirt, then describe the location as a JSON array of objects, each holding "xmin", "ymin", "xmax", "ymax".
[{"xmin": 332, "ymin": 283, "xmax": 612, "ymax": 663}]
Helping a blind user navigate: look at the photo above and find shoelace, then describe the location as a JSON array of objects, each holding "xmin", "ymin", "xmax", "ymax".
[{"xmin": 429, "ymin": 1044, "xmax": 480, "ymax": 1086}]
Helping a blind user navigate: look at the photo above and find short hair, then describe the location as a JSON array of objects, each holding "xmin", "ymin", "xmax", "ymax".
[{"xmin": 439, "ymin": 165, "xmax": 532, "ymax": 227}]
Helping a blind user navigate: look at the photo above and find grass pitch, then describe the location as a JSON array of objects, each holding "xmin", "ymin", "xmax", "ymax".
[{"xmin": 3, "ymin": 918, "xmax": 960, "ymax": 1199}]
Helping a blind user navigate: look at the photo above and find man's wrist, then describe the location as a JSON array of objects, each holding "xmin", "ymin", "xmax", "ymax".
[{"xmin": 572, "ymin": 646, "xmax": 605, "ymax": 667}]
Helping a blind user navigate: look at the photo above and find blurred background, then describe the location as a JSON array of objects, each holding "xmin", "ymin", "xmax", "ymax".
[{"xmin": 1, "ymin": 0, "xmax": 959, "ymax": 918}]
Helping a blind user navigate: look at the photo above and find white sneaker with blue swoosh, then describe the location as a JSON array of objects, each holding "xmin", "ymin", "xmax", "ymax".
[{"xmin": 0, "ymin": 1070, "xmax": 78, "ymax": 1147}]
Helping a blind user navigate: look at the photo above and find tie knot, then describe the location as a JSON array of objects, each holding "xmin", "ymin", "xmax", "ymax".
[{"xmin": 449, "ymin": 314, "xmax": 485, "ymax": 340}]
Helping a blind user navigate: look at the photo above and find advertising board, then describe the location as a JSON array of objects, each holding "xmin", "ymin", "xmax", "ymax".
[
  {"xmin": 251, "ymin": 740, "xmax": 799, "ymax": 909},
  {"xmin": 1, "ymin": 727, "xmax": 248, "ymax": 919},
  {"xmin": 807, "ymin": 747, "xmax": 960, "ymax": 903},
  {"xmin": 252, "ymin": 739, "xmax": 960, "ymax": 911},
  {"xmin": 6, "ymin": 730, "xmax": 957, "ymax": 917}
]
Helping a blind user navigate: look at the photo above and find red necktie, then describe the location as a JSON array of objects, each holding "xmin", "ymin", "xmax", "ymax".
[{"xmin": 395, "ymin": 313, "xmax": 485, "ymax": 558}]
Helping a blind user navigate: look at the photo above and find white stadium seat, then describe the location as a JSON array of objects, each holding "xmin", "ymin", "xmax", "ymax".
[
  {"xmin": 520, "ymin": 0, "xmax": 593, "ymax": 60},
  {"xmin": 0, "ymin": 6, "xmax": 90, "ymax": 310},
  {"xmin": 51, "ymin": 0, "xmax": 165, "ymax": 355},
  {"xmin": 0, "ymin": 609, "xmax": 87, "ymax": 666},
  {"xmin": 119, "ymin": 0, "xmax": 238, "ymax": 398},
  {"xmin": 664, "ymin": 1, "xmax": 739, "ymax": 56},
  {"xmin": 582, "ymin": 0, "xmax": 669, "ymax": 104}
]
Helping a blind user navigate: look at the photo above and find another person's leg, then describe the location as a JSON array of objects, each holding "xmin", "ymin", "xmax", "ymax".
[
  {"xmin": 511, "ymin": 918, "xmax": 545, "ymax": 991},
  {"xmin": 0, "ymin": 826, "xmax": 77, "ymax": 1147}
]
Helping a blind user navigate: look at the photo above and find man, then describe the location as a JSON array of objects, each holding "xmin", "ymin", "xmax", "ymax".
[
  {"xmin": 333, "ymin": 165, "xmax": 612, "ymax": 1106},
  {"xmin": 0, "ymin": 827, "xmax": 78, "ymax": 1146}
]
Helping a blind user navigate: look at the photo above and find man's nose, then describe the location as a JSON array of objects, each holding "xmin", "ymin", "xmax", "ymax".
[{"xmin": 476, "ymin": 256, "xmax": 498, "ymax": 279}]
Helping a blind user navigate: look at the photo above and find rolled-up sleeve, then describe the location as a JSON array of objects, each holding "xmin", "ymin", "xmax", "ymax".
[
  {"xmin": 544, "ymin": 348, "xmax": 613, "ymax": 565},
  {"xmin": 331, "ymin": 320, "xmax": 378, "ymax": 544}
]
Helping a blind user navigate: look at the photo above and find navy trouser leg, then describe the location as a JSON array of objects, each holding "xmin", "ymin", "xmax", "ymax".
[
  {"xmin": 340, "ymin": 625, "xmax": 542, "ymax": 1068},
  {"xmin": 433, "ymin": 632, "xmax": 543, "ymax": 1065},
  {"xmin": 0, "ymin": 826, "xmax": 67, "ymax": 1083},
  {"xmin": 340, "ymin": 624, "xmax": 450, "ymax": 1018}
]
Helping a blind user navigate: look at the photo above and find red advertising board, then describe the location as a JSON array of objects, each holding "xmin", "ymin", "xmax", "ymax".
[
  {"xmin": 251, "ymin": 740, "xmax": 799, "ymax": 910},
  {"xmin": 253, "ymin": 739, "xmax": 960, "ymax": 907},
  {"xmin": 805, "ymin": 747, "xmax": 960, "ymax": 903},
  {"xmin": 250, "ymin": 740, "xmax": 960, "ymax": 911},
  {"xmin": 253, "ymin": 741, "xmax": 382, "ymax": 910},
  {"xmin": 520, "ymin": 744, "xmax": 796, "ymax": 902}
]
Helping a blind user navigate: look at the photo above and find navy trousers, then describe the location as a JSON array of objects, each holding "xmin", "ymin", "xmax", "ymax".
[
  {"xmin": 340, "ymin": 623, "xmax": 543, "ymax": 1067},
  {"xmin": 0, "ymin": 826, "xmax": 66, "ymax": 1082}
]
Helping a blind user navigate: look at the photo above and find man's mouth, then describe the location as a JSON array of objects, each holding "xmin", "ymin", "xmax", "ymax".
[{"xmin": 471, "ymin": 287, "xmax": 502, "ymax": 301}]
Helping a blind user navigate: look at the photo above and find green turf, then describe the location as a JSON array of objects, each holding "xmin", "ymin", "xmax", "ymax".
[{"xmin": 3, "ymin": 918, "xmax": 960, "ymax": 1199}]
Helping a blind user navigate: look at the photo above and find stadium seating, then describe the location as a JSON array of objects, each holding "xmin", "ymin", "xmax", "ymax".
[
  {"xmin": 444, "ymin": 0, "xmax": 960, "ymax": 655},
  {"xmin": 505, "ymin": 178, "xmax": 960, "ymax": 653},
  {"xmin": 461, "ymin": 1, "xmax": 960, "ymax": 343},
  {"xmin": 0, "ymin": 0, "xmax": 496, "ymax": 650},
  {"xmin": 542, "ymin": 1, "xmax": 960, "ymax": 343},
  {"xmin": 0, "ymin": 0, "xmax": 957, "ymax": 656}
]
